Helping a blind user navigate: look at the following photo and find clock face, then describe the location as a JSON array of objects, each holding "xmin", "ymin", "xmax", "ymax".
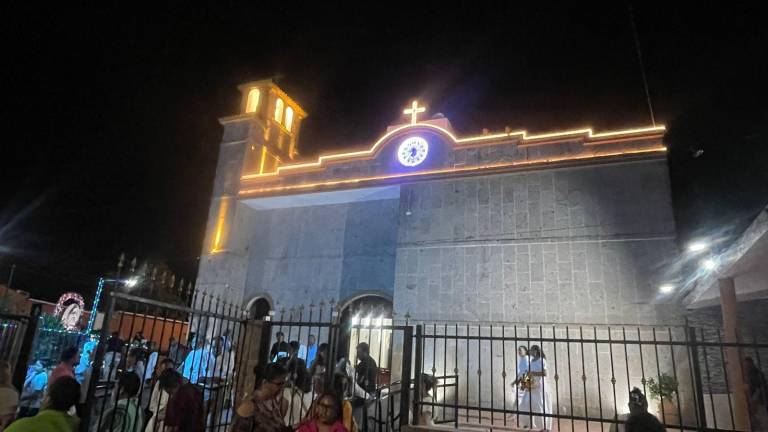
[{"xmin": 397, "ymin": 136, "xmax": 429, "ymax": 167}]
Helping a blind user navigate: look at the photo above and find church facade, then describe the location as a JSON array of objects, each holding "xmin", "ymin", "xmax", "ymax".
[{"xmin": 197, "ymin": 79, "xmax": 682, "ymax": 326}]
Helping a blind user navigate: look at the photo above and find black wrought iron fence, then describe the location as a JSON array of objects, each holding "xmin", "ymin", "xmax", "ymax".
[
  {"xmin": 84, "ymin": 255, "xmax": 249, "ymax": 432},
  {"xmin": 261, "ymin": 303, "xmax": 339, "ymax": 427},
  {"xmin": 262, "ymin": 305, "xmax": 414, "ymax": 432},
  {"xmin": 254, "ymin": 309, "xmax": 768, "ymax": 432},
  {"xmin": 689, "ymin": 325, "xmax": 768, "ymax": 432},
  {"xmin": 409, "ymin": 320, "xmax": 768, "ymax": 432},
  {"xmin": 0, "ymin": 312, "xmax": 29, "ymax": 370}
]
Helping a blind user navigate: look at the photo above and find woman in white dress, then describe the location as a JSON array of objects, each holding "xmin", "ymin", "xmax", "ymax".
[
  {"xmin": 518, "ymin": 345, "xmax": 552, "ymax": 430},
  {"xmin": 512, "ymin": 346, "xmax": 529, "ymax": 405},
  {"xmin": 507, "ymin": 346, "xmax": 529, "ymax": 424}
]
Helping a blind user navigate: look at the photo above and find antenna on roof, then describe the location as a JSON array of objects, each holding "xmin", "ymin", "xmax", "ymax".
[{"xmin": 628, "ymin": 4, "xmax": 657, "ymax": 127}]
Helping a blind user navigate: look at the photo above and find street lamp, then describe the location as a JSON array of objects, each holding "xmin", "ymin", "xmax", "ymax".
[
  {"xmin": 701, "ymin": 258, "xmax": 718, "ymax": 271},
  {"xmin": 86, "ymin": 276, "xmax": 140, "ymax": 333}
]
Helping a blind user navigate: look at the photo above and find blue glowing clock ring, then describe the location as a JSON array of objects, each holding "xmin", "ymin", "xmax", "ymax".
[{"xmin": 397, "ymin": 136, "xmax": 429, "ymax": 166}]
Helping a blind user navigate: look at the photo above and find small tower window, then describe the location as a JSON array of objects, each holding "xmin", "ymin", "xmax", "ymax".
[
  {"xmin": 274, "ymin": 98, "xmax": 284, "ymax": 123},
  {"xmin": 245, "ymin": 88, "xmax": 260, "ymax": 113},
  {"xmin": 284, "ymin": 106, "xmax": 294, "ymax": 132}
]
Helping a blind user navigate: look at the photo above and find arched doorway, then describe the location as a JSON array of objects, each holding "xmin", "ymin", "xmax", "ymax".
[
  {"xmin": 247, "ymin": 297, "xmax": 272, "ymax": 320},
  {"xmin": 338, "ymin": 293, "xmax": 393, "ymax": 328},
  {"xmin": 336, "ymin": 293, "xmax": 393, "ymax": 376}
]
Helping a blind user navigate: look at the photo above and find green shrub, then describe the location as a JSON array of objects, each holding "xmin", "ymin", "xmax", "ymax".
[{"xmin": 647, "ymin": 373, "xmax": 678, "ymax": 400}]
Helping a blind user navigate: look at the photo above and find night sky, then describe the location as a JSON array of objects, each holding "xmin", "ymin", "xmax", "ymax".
[{"xmin": 2, "ymin": 3, "xmax": 766, "ymax": 302}]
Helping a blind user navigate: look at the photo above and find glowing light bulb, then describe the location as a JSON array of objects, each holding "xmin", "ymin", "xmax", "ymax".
[
  {"xmin": 701, "ymin": 258, "xmax": 717, "ymax": 271},
  {"xmin": 658, "ymin": 284, "xmax": 675, "ymax": 294},
  {"xmin": 687, "ymin": 241, "xmax": 709, "ymax": 253}
]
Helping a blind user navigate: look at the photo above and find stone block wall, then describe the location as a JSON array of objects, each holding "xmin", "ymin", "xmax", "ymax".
[
  {"xmin": 242, "ymin": 199, "xmax": 399, "ymax": 309},
  {"xmin": 686, "ymin": 299, "xmax": 768, "ymax": 394},
  {"xmin": 394, "ymin": 160, "xmax": 683, "ymax": 325}
]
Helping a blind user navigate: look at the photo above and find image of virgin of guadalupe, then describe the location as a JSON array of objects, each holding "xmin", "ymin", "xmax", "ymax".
[{"xmin": 61, "ymin": 302, "xmax": 83, "ymax": 331}]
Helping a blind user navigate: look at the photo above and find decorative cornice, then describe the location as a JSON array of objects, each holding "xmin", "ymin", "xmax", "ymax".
[{"xmin": 241, "ymin": 123, "xmax": 665, "ymax": 181}]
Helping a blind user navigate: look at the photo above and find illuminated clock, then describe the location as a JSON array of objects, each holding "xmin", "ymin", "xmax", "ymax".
[{"xmin": 397, "ymin": 136, "xmax": 429, "ymax": 167}]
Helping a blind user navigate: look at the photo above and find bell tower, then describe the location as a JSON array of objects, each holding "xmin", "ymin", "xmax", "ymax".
[
  {"xmin": 237, "ymin": 79, "xmax": 307, "ymax": 175},
  {"xmin": 197, "ymin": 79, "xmax": 307, "ymax": 304}
]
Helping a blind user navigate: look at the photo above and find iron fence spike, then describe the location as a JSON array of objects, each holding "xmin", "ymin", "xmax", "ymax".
[
  {"xmin": 130, "ymin": 257, "xmax": 137, "ymax": 272},
  {"xmin": 118, "ymin": 253, "xmax": 126, "ymax": 268}
]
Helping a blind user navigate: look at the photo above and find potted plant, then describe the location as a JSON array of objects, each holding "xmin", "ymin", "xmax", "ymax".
[{"xmin": 647, "ymin": 373, "xmax": 679, "ymax": 425}]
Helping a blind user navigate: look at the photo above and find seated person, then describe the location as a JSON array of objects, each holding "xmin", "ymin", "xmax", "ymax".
[
  {"xmin": 296, "ymin": 392, "xmax": 349, "ymax": 432},
  {"xmin": 100, "ymin": 372, "xmax": 143, "ymax": 432}
]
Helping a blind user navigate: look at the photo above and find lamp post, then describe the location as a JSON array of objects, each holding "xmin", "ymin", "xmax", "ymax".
[{"xmin": 86, "ymin": 277, "xmax": 138, "ymax": 334}]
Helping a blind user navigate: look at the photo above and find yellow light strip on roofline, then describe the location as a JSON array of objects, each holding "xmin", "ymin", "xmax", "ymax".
[
  {"xmin": 239, "ymin": 146, "xmax": 667, "ymax": 196},
  {"xmin": 241, "ymin": 123, "xmax": 665, "ymax": 180}
]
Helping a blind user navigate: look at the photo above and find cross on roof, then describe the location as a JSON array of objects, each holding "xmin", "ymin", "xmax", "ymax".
[{"xmin": 403, "ymin": 100, "xmax": 426, "ymax": 125}]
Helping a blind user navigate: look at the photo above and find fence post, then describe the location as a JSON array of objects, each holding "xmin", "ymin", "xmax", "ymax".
[
  {"xmin": 687, "ymin": 324, "xmax": 708, "ymax": 429},
  {"xmin": 259, "ymin": 319, "xmax": 272, "ymax": 365},
  {"xmin": 325, "ymin": 307, "xmax": 340, "ymax": 387},
  {"xmin": 81, "ymin": 255, "xmax": 124, "ymax": 432},
  {"xmin": 399, "ymin": 325, "xmax": 414, "ymax": 428},
  {"xmin": 11, "ymin": 304, "xmax": 41, "ymax": 390},
  {"xmin": 412, "ymin": 324, "xmax": 424, "ymax": 426}
]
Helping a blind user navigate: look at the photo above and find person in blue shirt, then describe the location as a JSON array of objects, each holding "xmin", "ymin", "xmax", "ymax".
[
  {"xmin": 18, "ymin": 361, "xmax": 48, "ymax": 418},
  {"xmin": 305, "ymin": 335, "xmax": 318, "ymax": 368},
  {"xmin": 181, "ymin": 337, "xmax": 213, "ymax": 384}
]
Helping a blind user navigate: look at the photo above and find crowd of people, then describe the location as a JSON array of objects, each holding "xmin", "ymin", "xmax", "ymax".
[
  {"xmin": 0, "ymin": 328, "xmax": 236, "ymax": 432},
  {"xmin": 0, "ymin": 328, "xmax": 765, "ymax": 432},
  {"xmin": 231, "ymin": 334, "xmax": 445, "ymax": 432},
  {"xmin": 232, "ymin": 337, "xmax": 381, "ymax": 432}
]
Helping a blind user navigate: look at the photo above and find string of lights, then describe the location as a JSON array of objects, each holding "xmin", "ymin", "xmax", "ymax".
[{"xmin": 85, "ymin": 277, "xmax": 105, "ymax": 333}]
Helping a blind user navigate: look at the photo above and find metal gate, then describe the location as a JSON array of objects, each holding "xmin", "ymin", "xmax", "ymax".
[
  {"xmin": 84, "ymin": 256, "xmax": 248, "ymax": 432},
  {"xmin": 0, "ymin": 311, "xmax": 31, "ymax": 379},
  {"xmin": 237, "ymin": 311, "xmax": 767, "ymax": 432},
  {"xmin": 262, "ymin": 305, "xmax": 414, "ymax": 432}
]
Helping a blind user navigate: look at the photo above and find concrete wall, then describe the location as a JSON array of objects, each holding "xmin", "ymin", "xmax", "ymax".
[
  {"xmin": 393, "ymin": 160, "xmax": 683, "ymax": 324},
  {"xmin": 242, "ymin": 199, "xmax": 399, "ymax": 309}
]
